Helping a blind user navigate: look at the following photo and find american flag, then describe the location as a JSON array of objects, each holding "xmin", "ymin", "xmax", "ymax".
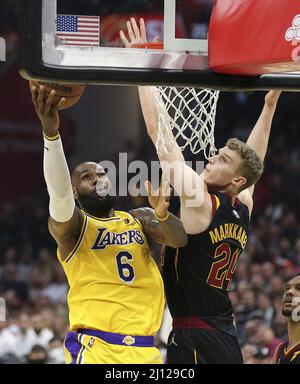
[{"xmin": 56, "ymin": 15, "xmax": 100, "ymax": 47}]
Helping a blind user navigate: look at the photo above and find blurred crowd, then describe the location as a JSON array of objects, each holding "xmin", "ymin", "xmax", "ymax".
[{"xmin": 1, "ymin": 0, "xmax": 300, "ymax": 365}]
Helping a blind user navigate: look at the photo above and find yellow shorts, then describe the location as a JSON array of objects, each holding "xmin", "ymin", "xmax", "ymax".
[{"xmin": 64, "ymin": 331, "xmax": 163, "ymax": 364}]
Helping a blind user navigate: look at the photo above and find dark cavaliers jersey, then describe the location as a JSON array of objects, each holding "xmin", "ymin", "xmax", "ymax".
[
  {"xmin": 162, "ymin": 192, "xmax": 250, "ymax": 337},
  {"xmin": 275, "ymin": 342, "xmax": 300, "ymax": 364}
]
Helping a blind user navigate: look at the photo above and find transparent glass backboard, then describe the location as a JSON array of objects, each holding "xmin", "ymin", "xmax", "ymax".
[
  {"xmin": 20, "ymin": 0, "xmax": 300, "ymax": 90},
  {"xmin": 42, "ymin": 0, "xmax": 211, "ymax": 71}
]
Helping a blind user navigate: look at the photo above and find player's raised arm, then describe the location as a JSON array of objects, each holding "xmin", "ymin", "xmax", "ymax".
[
  {"xmin": 31, "ymin": 85, "xmax": 83, "ymax": 260},
  {"xmin": 247, "ymin": 90, "xmax": 281, "ymax": 163},
  {"xmin": 130, "ymin": 178, "xmax": 187, "ymax": 248},
  {"xmin": 120, "ymin": 18, "xmax": 209, "ymax": 209},
  {"xmin": 140, "ymin": 88, "xmax": 209, "ymax": 208},
  {"xmin": 238, "ymin": 90, "xmax": 281, "ymax": 206}
]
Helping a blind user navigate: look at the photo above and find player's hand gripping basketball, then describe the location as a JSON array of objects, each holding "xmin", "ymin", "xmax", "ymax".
[
  {"xmin": 31, "ymin": 85, "xmax": 65, "ymax": 137},
  {"xmin": 145, "ymin": 177, "xmax": 172, "ymax": 220}
]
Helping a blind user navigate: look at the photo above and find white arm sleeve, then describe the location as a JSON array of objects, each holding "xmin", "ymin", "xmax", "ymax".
[{"xmin": 43, "ymin": 136, "xmax": 75, "ymax": 222}]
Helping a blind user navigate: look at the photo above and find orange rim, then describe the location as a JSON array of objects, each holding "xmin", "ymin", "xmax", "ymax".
[{"xmin": 131, "ymin": 42, "xmax": 164, "ymax": 49}]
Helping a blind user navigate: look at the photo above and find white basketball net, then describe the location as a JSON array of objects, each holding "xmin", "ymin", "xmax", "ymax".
[{"xmin": 150, "ymin": 86, "xmax": 220, "ymax": 158}]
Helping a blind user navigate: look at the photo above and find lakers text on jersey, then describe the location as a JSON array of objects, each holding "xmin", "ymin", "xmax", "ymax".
[{"xmin": 58, "ymin": 210, "xmax": 165, "ymax": 364}]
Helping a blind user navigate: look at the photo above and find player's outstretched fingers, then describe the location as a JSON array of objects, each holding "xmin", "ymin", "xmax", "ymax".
[
  {"xmin": 31, "ymin": 86, "xmax": 38, "ymax": 109},
  {"xmin": 37, "ymin": 86, "xmax": 46, "ymax": 111},
  {"xmin": 126, "ymin": 20, "xmax": 135, "ymax": 43},
  {"xmin": 145, "ymin": 180, "xmax": 159, "ymax": 197},
  {"xmin": 163, "ymin": 187, "xmax": 172, "ymax": 202},
  {"xmin": 139, "ymin": 18, "xmax": 147, "ymax": 42},
  {"xmin": 162, "ymin": 200, "xmax": 170, "ymax": 210},
  {"xmin": 55, "ymin": 97, "xmax": 66, "ymax": 110},
  {"xmin": 45, "ymin": 90, "xmax": 56, "ymax": 113},
  {"xmin": 131, "ymin": 17, "xmax": 141, "ymax": 41},
  {"xmin": 145, "ymin": 180, "xmax": 153, "ymax": 196},
  {"xmin": 120, "ymin": 30, "xmax": 130, "ymax": 48},
  {"xmin": 161, "ymin": 177, "xmax": 172, "ymax": 199}
]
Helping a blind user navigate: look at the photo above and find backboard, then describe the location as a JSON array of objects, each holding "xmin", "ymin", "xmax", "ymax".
[{"xmin": 19, "ymin": 0, "xmax": 300, "ymax": 90}]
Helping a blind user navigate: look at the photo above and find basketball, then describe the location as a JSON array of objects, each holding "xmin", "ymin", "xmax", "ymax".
[{"xmin": 29, "ymin": 80, "xmax": 85, "ymax": 109}]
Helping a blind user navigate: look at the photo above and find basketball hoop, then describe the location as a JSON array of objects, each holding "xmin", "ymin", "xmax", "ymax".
[
  {"xmin": 133, "ymin": 42, "xmax": 219, "ymax": 158},
  {"xmin": 151, "ymin": 87, "xmax": 219, "ymax": 158}
]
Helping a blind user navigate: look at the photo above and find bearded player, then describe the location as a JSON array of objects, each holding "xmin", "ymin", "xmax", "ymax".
[{"xmin": 30, "ymin": 84, "xmax": 187, "ymax": 364}]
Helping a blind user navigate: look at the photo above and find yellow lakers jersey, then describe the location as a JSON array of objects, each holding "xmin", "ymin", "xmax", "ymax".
[{"xmin": 58, "ymin": 210, "xmax": 165, "ymax": 336}]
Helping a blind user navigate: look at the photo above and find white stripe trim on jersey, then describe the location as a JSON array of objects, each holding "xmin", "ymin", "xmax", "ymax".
[{"xmin": 66, "ymin": 215, "xmax": 89, "ymax": 263}]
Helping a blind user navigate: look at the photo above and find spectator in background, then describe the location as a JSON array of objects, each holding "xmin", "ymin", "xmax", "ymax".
[
  {"xmin": 0, "ymin": 311, "xmax": 53, "ymax": 361},
  {"xmin": 270, "ymin": 276, "xmax": 284, "ymax": 299},
  {"xmin": 250, "ymin": 274, "xmax": 265, "ymax": 295},
  {"xmin": 261, "ymin": 262, "xmax": 275, "ymax": 281},
  {"xmin": 229, "ymin": 291, "xmax": 239, "ymax": 310},
  {"xmin": 252, "ymin": 324, "xmax": 283, "ymax": 361},
  {"xmin": 234, "ymin": 259, "xmax": 249, "ymax": 283},
  {"xmin": 51, "ymin": 315, "xmax": 69, "ymax": 341},
  {"xmin": 256, "ymin": 293, "xmax": 275, "ymax": 326},
  {"xmin": 251, "ymin": 346, "xmax": 271, "ymax": 364},
  {"xmin": 29, "ymin": 312, "xmax": 54, "ymax": 349},
  {"xmin": 272, "ymin": 314, "xmax": 288, "ymax": 340},
  {"xmin": 0, "ymin": 313, "xmax": 31, "ymax": 359},
  {"xmin": 235, "ymin": 290, "xmax": 257, "ymax": 329},
  {"xmin": 241, "ymin": 343, "xmax": 257, "ymax": 364},
  {"xmin": 26, "ymin": 345, "xmax": 48, "ymax": 364},
  {"xmin": 294, "ymin": 240, "xmax": 300, "ymax": 268},
  {"xmin": 240, "ymin": 316, "xmax": 264, "ymax": 346},
  {"xmin": 0, "ymin": 317, "xmax": 19, "ymax": 359},
  {"xmin": 40, "ymin": 265, "xmax": 68, "ymax": 304},
  {"xmin": 0, "ymin": 261, "xmax": 28, "ymax": 304},
  {"xmin": 47, "ymin": 337, "xmax": 65, "ymax": 364}
]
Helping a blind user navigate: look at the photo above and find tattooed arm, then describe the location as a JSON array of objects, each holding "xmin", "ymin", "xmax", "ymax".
[
  {"xmin": 130, "ymin": 207, "xmax": 187, "ymax": 248},
  {"xmin": 130, "ymin": 179, "xmax": 187, "ymax": 248}
]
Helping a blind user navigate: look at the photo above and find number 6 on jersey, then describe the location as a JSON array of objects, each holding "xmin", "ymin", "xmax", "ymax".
[{"xmin": 116, "ymin": 251, "xmax": 135, "ymax": 283}]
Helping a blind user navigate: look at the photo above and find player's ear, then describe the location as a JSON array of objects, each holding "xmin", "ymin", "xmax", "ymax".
[
  {"xmin": 232, "ymin": 176, "xmax": 247, "ymax": 189},
  {"xmin": 72, "ymin": 186, "xmax": 78, "ymax": 199}
]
